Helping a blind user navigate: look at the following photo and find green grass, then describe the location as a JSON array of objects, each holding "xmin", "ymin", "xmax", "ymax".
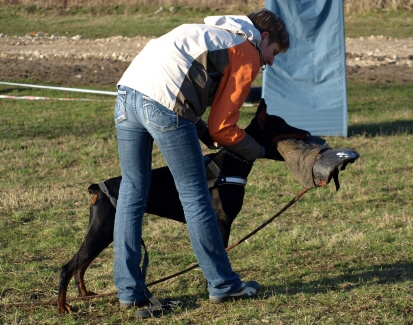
[
  {"xmin": 0, "ymin": 5, "xmax": 241, "ymax": 38},
  {"xmin": 0, "ymin": 5, "xmax": 412, "ymax": 38},
  {"xmin": 347, "ymin": 83, "xmax": 413, "ymax": 136},
  {"xmin": 344, "ymin": 9, "xmax": 413, "ymax": 38},
  {"xmin": 0, "ymin": 79, "xmax": 412, "ymax": 324}
]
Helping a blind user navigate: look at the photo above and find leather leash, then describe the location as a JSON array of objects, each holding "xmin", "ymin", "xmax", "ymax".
[
  {"xmin": 0, "ymin": 187, "xmax": 309, "ymax": 311},
  {"xmin": 146, "ymin": 187, "xmax": 309, "ymax": 287}
]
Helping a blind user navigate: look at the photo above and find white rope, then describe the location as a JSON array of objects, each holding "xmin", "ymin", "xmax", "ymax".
[
  {"xmin": 0, "ymin": 82, "xmax": 117, "ymax": 96},
  {"xmin": 0, "ymin": 95, "xmax": 113, "ymax": 101},
  {"xmin": 0, "ymin": 82, "xmax": 259, "ymax": 106}
]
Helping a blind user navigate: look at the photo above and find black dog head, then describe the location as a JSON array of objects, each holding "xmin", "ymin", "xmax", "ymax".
[{"xmin": 245, "ymin": 98, "xmax": 311, "ymax": 147}]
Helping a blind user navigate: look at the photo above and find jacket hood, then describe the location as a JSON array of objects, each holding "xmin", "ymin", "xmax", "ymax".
[{"xmin": 204, "ymin": 15, "xmax": 261, "ymax": 47}]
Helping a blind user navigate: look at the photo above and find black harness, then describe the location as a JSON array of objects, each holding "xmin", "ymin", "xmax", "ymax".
[{"xmin": 204, "ymin": 155, "xmax": 247, "ymax": 189}]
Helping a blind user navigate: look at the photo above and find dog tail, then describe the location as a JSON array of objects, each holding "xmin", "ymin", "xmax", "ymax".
[
  {"xmin": 88, "ymin": 184, "xmax": 100, "ymax": 205},
  {"xmin": 88, "ymin": 183, "xmax": 100, "ymax": 194}
]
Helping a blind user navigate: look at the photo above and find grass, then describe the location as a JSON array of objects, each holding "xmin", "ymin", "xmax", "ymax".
[
  {"xmin": 347, "ymin": 83, "xmax": 413, "ymax": 136},
  {"xmin": 0, "ymin": 79, "xmax": 412, "ymax": 324},
  {"xmin": 344, "ymin": 8, "xmax": 413, "ymax": 38},
  {"xmin": 1, "ymin": 7, "xmax": 413, "ymax": 325},
  {"xmin": 0, "ymin": 5, "xmax": 412, "ymax": 38},
  {"xmin": 0, "ymin": 5, "xmax": 249, "ymax": 38}
]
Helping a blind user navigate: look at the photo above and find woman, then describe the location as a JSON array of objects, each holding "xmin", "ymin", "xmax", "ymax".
[{"xmin": 113, "ymin": 8, "xmax": 290, "ymax": 308}]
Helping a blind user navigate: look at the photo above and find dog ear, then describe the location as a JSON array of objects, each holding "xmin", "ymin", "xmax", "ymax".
[{"xmin": 256, "ymin": 98, "xmax": 267, "ymax": 129}]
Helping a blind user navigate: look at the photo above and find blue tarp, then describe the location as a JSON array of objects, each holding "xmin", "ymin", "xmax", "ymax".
[{"xmin": 263, "ymin": 0, "xmax": 348, "ymax": 136}]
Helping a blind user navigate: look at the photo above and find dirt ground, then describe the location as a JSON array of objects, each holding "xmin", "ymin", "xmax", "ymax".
[{"xmin": 1, "ymin": 34, "xmax": 412, "ymax": 88}]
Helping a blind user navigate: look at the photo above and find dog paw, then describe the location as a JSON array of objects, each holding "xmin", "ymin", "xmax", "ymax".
[{"xmin": 58, "ymin": 303, "xmax": 75, "ymax": 314}]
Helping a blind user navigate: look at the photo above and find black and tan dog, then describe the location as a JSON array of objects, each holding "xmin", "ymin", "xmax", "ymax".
[{"xmin": 57, "ymin": 100, "xmax": 358, "ymax": 313}]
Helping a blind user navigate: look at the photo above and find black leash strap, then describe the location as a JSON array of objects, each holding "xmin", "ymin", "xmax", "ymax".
[
  {"xmin": 204, "ymin": 156, "xmax": 247, "ymax": 189},
  {"xmin": 136, "ymin": 241, "xmax": 183, "ymax": 318}
]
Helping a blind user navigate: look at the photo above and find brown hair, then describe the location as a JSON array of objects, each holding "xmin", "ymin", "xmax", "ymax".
[{"xmin": 247, "ymin": 8, "xmax": 290, "ymax": 52}]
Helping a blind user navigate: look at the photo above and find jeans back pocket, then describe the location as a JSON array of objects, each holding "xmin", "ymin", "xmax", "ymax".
[
  {"xmin": 143, "ymin": 97, "xmax": 178, "ymax": 131},
  {"xmin": 114, "ymin": 89, "xmax": 127, "ymax": 124}
]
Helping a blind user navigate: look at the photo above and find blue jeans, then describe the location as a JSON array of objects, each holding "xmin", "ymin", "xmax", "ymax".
[{"xmin": 113, "ymin": 86, "xmax": 242, "ymax": 303}]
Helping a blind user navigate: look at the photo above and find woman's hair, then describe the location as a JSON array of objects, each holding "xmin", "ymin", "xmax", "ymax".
[{"xmin": 247, "ymin": 8, "xmax": 290, "ymax": 52}]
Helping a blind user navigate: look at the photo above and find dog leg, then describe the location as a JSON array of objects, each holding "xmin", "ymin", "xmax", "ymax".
[
  {"xmin": 211, "ymin": 186, "xmax": 245, "ymax": 248},
  {"xmin": 58, "ymin": 242, "xmax": 113, "ymax": 313},
  {"xmin": 58, "ymin": 191, "xmax": 115, "ymax": 313},
  {"xmin": 74, "ymin": 260, "xmax": 97, "ymax": 297},
  {"xmin": 58, "ymin": 262, "xmax": 76, "ymax": 314}
]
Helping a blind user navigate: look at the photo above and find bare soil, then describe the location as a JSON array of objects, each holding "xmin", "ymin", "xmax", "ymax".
[{"xmin": 1, "ymin": 33, "xmax": 412, "ymax": 88}]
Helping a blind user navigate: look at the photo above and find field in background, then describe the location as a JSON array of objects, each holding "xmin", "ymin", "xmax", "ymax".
[
  {"xmin": 1, "ymin": 0, "xmax": 413, "ymax": 13},
  {"xmin": 0, "ymin": 5, "xmax": 412, "ymax": 325},
  {"xmin": 0, "ymin": 3, "xmax": 412, "ymax": 38}
]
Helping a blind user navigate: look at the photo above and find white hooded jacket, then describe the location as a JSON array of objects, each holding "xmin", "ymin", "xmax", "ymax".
[{"xmin": 118, "ymin": 15, "xmax": 264, "ymax": 160}]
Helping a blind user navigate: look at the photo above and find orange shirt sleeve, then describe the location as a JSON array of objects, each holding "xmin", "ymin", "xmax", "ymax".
[{"xmin": 208, "ymin": 41, "xmax": 260, "ymax": 146}]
